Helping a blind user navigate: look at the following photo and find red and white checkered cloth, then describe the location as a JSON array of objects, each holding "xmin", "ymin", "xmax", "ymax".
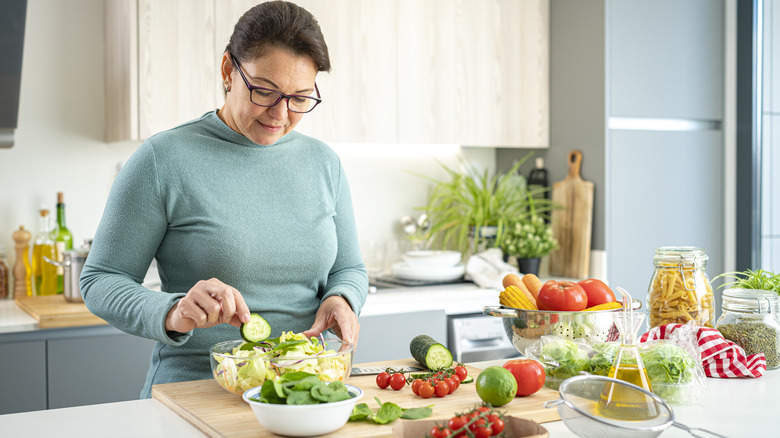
[{"xmin": 639, "ymin": 323, "xmax": 766, "ymax": 378}]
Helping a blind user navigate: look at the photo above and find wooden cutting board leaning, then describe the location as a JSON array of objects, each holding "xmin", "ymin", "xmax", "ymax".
[
  {"xmin": 151, "ymin": 358, "xmax": 560, "ymax": 438},
  {"xmin": 15, "ymin": 295, "xmax": 106, "ymax": 328},
  {"xmin": 548, "ymin": 149, "xmax": 594, "ymax": 279}
]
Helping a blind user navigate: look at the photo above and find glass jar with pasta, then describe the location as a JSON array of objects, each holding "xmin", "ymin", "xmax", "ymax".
[{"xmin": 647, "ymin": 246, "xmax": 714, "ymax": 328}]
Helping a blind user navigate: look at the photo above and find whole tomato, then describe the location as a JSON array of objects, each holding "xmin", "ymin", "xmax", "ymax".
[
  {"xmin": 503, "ymin": 359, "xmax": 545, "ymax": 396},
  {"xmin": 577, "ymin": 278, "xmax": 616, "ymax": 308},
  {"xmin": 536, "ymin": 280, "xmax": 588, "ymax": 311}
]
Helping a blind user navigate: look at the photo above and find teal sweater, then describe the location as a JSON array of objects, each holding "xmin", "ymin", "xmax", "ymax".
[{"xmin": 80, "ymin": 111, "xmax": 368, "ymax": 398}]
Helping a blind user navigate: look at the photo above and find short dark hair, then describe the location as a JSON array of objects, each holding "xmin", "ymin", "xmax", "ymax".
[{"xmin": 225, "ymin": 1, "xmax": 330, "ymax": 72}]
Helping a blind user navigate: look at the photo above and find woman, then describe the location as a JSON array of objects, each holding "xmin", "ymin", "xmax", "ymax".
[{"xmin": 80, "ymin": 1, "xmax": 367, "ymax": 398}]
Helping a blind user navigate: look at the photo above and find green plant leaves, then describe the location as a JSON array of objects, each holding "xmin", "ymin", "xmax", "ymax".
[
  {"xmin": 348, "ymin": 397, "xmax": 433, "ymax": 425},
  {"xmin": 250, "ymin": 373, "xmax": 353, "ymax": 405}
]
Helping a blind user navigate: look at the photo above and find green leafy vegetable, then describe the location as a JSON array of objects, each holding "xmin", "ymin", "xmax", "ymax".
[
  {"xmin": 401, "ymin": 406, "xmax": 434, "ymax": 420},
  {"xmin": 540, "ymin": 339, "xmax": 589, "ymax": 379},
  {"xmin": 588, "ymin": 342, "xmax": 619, "ymax": 376},
  {"xmin": 348, "ymin": 397, "xmax": 432, "ymax": 425},
  {"xmin": 250, "ymin": 372, "xmax": 354, "ymax": 405},
  {"xmin": 640, "ymin": 343, "xmax": 697, "ymax": 402}
]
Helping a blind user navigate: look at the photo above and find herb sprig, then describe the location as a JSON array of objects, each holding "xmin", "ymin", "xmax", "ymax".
[{"xmin": 714, "ymin": 269, "xmax": 780, "ymax": 295}]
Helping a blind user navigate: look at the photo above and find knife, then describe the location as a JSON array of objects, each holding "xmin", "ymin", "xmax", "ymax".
[{"xmin": 351, "ymin": 366, "xmax": 425, "ymax": 375}]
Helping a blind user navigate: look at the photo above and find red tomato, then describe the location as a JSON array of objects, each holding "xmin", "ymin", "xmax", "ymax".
[
  {"xmin": 487, "ymin": 414, "xmax": 505, "ymax": 435},
  {"xmin": 389, "ymin": 373, "xmax": 406, "ymax": 390},
  {"xmin": 473, "ymin": 426, "xmax": 491, "ymax": 438},
  {"xmin": 411, "ymin": 378, "xmax": 423, "ymax": 395},
  {"xmin": 434, "ymin": 380, "xmax": 450, "ymax": 397},
  {"xmin": 448, "ymin": 416, "xmax": 468, "ymax": 437},
  {"xmin": 376, "ymin": 372, "xmax": 391, "ymax": 389},
  {"xmin": 454, "ymin": 365, "xmax": 468, "ymax": 381},
  {"xmin": 419, "ymin": 381, "xmax": 434, "ymax": 398},
  {"xmin": 503, "ymin": 359, "xmax": 546, "ymax": 396},
  {"xmin": 536, "ymin": 280, "xmax": 588, "ymax": 311},
  {"xmin": 430, "ymin": 426, "xmax": 452, "ymax": 438},
  {"xmin": 447, "ymin": 376, "xmax": 460, "ymax": 392},
  {"xmin": 578, "ymin": 278, "xmax": 617, "ymax": 307},
  {"xmin": 443, "ymin": 377, "xmax": 457, "ymax": 394}
]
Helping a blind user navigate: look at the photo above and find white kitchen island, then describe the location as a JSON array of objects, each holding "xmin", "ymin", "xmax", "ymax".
[{"xmin": 0, "ymin": 357, "xmax": 777, "ymax": 437}]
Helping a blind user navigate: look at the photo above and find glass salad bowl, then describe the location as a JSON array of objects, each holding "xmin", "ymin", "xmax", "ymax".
[{"xmin": 210, "ymin": 333, "xmax": 354, "ymax": 395}]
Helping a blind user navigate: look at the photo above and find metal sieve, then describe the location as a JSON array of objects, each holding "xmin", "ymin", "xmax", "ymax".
[{"xmin": 543, "ymin": 374, "xmax": 727, "ymax": 438}]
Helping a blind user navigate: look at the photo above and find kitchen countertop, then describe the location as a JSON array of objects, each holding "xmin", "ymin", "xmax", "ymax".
[
  {"xmin": 0, "ymin": 282, "xmax": 494, "ymax": 334},
  {"xmin": 0, "ymin": 357, "xmax": 777, "ymax": 437}
]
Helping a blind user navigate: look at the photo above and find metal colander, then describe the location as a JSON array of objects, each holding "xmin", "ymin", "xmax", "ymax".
[{"xmin": 543, "ymin": 374, "xmax": 727, "ymax": 438}]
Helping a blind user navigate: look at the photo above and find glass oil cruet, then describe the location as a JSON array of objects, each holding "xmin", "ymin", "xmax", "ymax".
[{"xmin": 597, "ymin": 287, "xmax": 658, "ymax": 420}]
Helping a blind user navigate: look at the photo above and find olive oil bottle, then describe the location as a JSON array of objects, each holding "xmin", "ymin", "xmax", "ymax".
[
  {"xmin": 32, "ymin": 207, "xmax": 57, "ymax": 296},
  {"xmin": 52, "ymin": 192, "xmax": 74, "ymax": 294},
  {"xmin": 597, "ymin": 311, "xmax": 658, "ymax": 421}
]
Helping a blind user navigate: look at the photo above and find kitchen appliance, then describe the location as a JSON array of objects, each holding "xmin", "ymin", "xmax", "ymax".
[
  {"xmin": 0, "ymin": 0, "xmax": 27, "ymax": 148},
  {"xmin": 549, "ymin": 149, "xmax": 594, "ymax": 278},
  {"xmin": 447, "ymin": 313, "xmax": 518, "ymax": 363},
  {"xmin": 43, "ymin": 244, "xmax": 89, "ymax": 303}
]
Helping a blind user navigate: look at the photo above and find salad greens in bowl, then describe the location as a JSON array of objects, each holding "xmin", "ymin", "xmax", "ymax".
[{"xmin": 210, "ymin": 331, "xmax": 353, "ymax": 395}]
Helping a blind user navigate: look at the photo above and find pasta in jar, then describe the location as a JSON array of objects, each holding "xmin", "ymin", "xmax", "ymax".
[{"xmin": 647, "ymin": 247, "xmax": 714, "ymax": 328}]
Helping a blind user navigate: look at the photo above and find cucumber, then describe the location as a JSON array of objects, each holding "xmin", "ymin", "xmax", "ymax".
[
  {"xmin": 460, "ymin": 375, "xmax": 474, "ymax": 384},
  {"xmin": 409, "ymin": 334, "xmax": 453, "ymax": 371},
  {"xmin": 240, "ymin": 314, "xmax": 272, "ymax": 343}
]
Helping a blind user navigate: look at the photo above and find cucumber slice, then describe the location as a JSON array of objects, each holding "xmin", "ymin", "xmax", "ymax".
[
  {"xmin": 409, "ymin": 334, "xmax": 453, "ymax": 371},
  {"xmin": 460, "ymin": 375, "xmax": 474, "ymax": 384},
  {"xmin": 240, "ymin": 314, "xmax": 271, "ymax": 343}
]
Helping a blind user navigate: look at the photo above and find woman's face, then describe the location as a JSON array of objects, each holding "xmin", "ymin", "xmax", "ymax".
[{"xmin": 219, "ymin": 47, "xmax": 318, "ymax": 145}]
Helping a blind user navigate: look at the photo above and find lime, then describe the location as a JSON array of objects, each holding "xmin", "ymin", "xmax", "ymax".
[{"xmin": 475, "ymin": 366, "xmax": 518, "ymax": 407}]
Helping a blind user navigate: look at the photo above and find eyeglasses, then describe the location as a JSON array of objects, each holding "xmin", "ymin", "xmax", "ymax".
[{"xmin": 231, "ymin": 55, "xmax": 322, "ymax": 113}]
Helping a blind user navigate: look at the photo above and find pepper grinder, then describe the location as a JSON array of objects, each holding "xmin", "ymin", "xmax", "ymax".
[{"xmin": 12, "ymin": 225, "xmax": 32, "ymax": 298}]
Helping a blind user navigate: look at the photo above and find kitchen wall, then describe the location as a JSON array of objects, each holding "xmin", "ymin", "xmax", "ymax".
[{"xmin": 0, "ymin": 0, "xmax": 495, "ymax": 291}]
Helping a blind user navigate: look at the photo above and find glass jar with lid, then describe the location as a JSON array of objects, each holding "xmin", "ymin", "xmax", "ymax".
[
  {"xmin": 716, "ymin": 289, "xmax": 780, "ymax": 369},
  {"xmin": 647, "ymin": 246, "xmax": 714, "ymax": 328}
]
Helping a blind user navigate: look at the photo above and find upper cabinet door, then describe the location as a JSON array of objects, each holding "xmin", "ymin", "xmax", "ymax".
[{"xmin": 106, "ymin": 0, "xmax": 548, "ymax": 147}]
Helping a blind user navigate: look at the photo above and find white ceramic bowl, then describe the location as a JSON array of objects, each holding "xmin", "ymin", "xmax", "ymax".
[
  {"xmin": 402, "ymin": 250, "xmax": 461, "ymax": 267},
  {"xmin": 242, "ymin": 383, "xmax": 363, "ymax": 436}
]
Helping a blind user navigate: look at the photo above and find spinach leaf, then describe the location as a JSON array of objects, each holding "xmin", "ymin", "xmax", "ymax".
[
  {"xmin": 349, "ymin": 403, "xmax": 372, "ymax": 421},
  {"xmin": 286, "ymin": 390, "xmax": 319, "ymax": 405},
  {"xmin": 373, "ymin": 399, "xmax": 403, "ymax": 424},
  {"xmin": 401, "ymin": 406, "xmax": 433, "ymax": 420},
  {"xmin": 258, "ymin": 380, "xmax": 284, "ymax": 404},
  {"xmin": 291, "ymin": 375, "xmax": 323, "ymax": 391}
]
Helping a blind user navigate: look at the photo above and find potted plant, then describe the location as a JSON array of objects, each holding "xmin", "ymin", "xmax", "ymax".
[
  {"xmin": 499, "ymin": 210, "xmax": 559, "ymax": 276},
  {"xmin": 418, "ymin": 154, "xmax": 553, "ymax": 256}
]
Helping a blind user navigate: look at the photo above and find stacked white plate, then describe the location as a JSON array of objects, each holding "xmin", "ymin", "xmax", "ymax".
[{"xmin": 392, "ymin": 250, "xmax": 465, "ymax": 281}]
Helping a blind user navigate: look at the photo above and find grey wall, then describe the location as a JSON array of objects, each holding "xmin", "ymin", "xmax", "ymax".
[{"xmin": 497, "ymin": 0, "xmax": 607, "ymax": 251}]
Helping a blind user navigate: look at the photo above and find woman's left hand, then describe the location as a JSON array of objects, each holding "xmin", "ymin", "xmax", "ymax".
[{"xmin": 303, "ymin": 296, "xmax": 359, "ymax": 346}]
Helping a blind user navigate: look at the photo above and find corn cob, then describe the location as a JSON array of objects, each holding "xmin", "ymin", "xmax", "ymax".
[
  {"xmin": 584, "ymin": 302, "xmax": 623, "ymax": 311},
  {"xmin": 500, "ymin": 285, "xmax": 538, "ymax": 310}
]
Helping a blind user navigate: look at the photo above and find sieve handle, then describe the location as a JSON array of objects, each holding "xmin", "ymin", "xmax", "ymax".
[
  {"xmin": 542, "ymin": 399, "xmax": 563, "ymax": 409},
  {"xmin": 673, "ymin": 422, "xmax": 730, "ymax": 438}
]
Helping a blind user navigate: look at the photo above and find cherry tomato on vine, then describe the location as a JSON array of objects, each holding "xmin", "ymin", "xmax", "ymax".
[
  {"xmin": 443, "ymin": 377, "xmax": 457, "ymax": 394},
  {"xmin": 418, "ymin": 381, "xmax": 434, "ymax": 399},
  {"xmin": 454, "ymin": 365, "xmax": 468, "ymax": 381},
  {"xmin": 447, "ymin": 416, "xmax": 468, "ymax": 435},
  {"xmin": 472, "ymin": 426, "xmax": 491, "ymax": 438},
  {"xmin": 376, "ymin": 372, "xmax": 390, "ymax": 389},
  {"xmin": 487, "ymin": 414, "xmax": 505, "ymax": 435},
  {"xmin": 411, "ymin": 378, "xmax": 423, "ymax": 395},
  {"xmin": 434, "ymin": 380, "xmax": 450, "ymax": 398},
  {"xmin": 430, "ymin": 426, "xmax": 452, "ymax": 438},
  {"xmin": 389, "ymin": 373, "xmax": 406, "ymax": 390}
]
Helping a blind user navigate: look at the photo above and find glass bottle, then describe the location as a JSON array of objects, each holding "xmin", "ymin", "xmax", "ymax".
[
  {"xmin": 32, "ymin": 207, "xmax": 58, "ymax": 296},
  {"xmin": 52, "ymin": 192, "xmax": 74, "ymax": 294},
  {"xmin": 598, "ymin": 311, "xmax": 657, "ymax": 420},
  {"xmin": 647, "ymin": 246, "xmax": 714, "ymax": 328},
  {"xmin": 716, "ymin": 288, "xmax": 780, "ymax": 369},
  {"xmin": 0, "ymin": 245, "xmax": 8, "ymax": 299}
]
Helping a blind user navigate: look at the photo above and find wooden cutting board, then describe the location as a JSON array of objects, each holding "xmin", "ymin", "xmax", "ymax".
[
  {"xmin": 549, "ymin": 149, "xmax": 594, "ymax": 279},
  {"xmin": 151, "ymin": 358, "xmax": 560, "ymax": 438},
  {"xmin": 15, "ymin": 295, "xmax": 107, "ymax": 328}
]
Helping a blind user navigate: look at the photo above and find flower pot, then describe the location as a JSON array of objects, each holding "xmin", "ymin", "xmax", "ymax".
[{"xmin": 517, "ymin": 257, "xmax": 541, "ymax": 276}]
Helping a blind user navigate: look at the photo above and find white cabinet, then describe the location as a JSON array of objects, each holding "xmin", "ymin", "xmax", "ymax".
[{"xmin": 106, "ymin": 0, "xmax": 548, "ymax": 147}]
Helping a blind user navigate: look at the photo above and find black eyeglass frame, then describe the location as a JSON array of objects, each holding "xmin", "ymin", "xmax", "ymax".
[{"xmin": 230, "ymin": 55, "xmax": 322, "ymax": 113}]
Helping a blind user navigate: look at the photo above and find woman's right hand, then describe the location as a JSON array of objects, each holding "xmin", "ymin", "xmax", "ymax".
[{"xmin": 165, "ymin": 278, "xmax": 251, "ymax": 333}]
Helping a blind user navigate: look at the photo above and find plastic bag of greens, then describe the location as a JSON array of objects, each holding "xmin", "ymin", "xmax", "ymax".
[
  {"xmin": 588, "ymin": 342, "xmax": 619, "ymax": 376},
  {"xmin": 639, "ymin": 324, "xmax": 707, "ymax": 405},
  {"xmin": 525, "ymin": 335, "xmax": 593, "ymax": 390}
]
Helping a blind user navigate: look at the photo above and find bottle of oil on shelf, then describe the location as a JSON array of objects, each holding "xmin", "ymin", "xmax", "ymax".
[
  {"xmin": 32, "ymin": 207, "xmax": 58, "ymax": 296},
  {"xmin": 52, "ymin": 192, "xmax": 74, "ymax": 294}
]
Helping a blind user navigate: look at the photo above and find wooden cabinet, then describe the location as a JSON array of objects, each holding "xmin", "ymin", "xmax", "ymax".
[{"xmin": 106, "ymin": 0, "xmax": 548, "ymax": 147}]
